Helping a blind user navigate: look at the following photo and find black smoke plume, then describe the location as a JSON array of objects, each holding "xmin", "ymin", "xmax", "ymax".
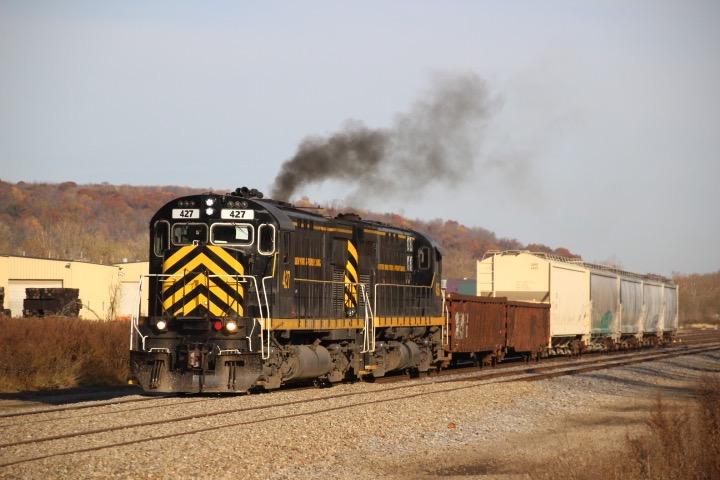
[{"xmin": 270, "ymin": 72, "xmax": 500, "ymax": 203}]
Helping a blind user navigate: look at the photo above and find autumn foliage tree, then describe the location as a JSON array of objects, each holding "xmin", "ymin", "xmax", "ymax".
[
  {"xmin": 2, "ymin": 180, "xmax": 718, "ymax": 323},
  {"xmin": 0, "ymin": 180, "xmax": 206, "ymax": 264},
  {"xmin": 674, "ymin": 271, "xmax": 720, "ymax": 324}
]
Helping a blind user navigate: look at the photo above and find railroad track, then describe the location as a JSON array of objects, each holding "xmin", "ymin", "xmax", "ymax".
[{"xmin": 1, "ymin": 338, "xmax": 718, "ymax": 469}]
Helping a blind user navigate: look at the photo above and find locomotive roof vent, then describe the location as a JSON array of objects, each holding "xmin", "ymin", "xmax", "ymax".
[{"xmin": 230, "ymin": 186, "xmax": 264, "ymax": 199}]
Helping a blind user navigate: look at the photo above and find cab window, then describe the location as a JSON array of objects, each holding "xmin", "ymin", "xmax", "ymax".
[
  {"xmin": 258, "ymin": 224, "xmax": 276, "ymax": 255},
  {"xmin": 153, "ymin": 221, "xmax": 170, "ymax": 256},
  {"xmin": 210, "ymin": 223, "xmax": 253, "ymax": 245},
  {"xmin": 418, "ymin": 246, "xmax": 431, "ymax": 270},
  {"xmin": 172, "ymin": 223, "xmax": 207, "ymax": 245}
]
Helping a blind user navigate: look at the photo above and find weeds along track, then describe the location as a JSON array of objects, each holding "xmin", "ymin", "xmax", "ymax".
[{"xmin": 1, "ymin": 339, "xmax": 719, "ymax": 469}]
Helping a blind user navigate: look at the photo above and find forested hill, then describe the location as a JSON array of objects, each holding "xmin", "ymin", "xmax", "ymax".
[
  {"xmin": 2, "ymin": 180, "xmax": 718, "ymax": 322},
  {"xmin": 0, "ymin": 179, "xmax": 577, "ymax": 278}
]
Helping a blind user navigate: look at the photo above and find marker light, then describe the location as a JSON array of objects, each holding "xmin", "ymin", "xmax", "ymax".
[
  {"xmin": 213, "ymin": 321, "xmax": 223, "ymax": 331},
  {"xmin": 226, "ymin": 320, "xmax": 238, "ymax": 333}
]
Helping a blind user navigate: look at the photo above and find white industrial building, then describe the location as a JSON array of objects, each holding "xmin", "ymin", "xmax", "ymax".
[{"xmin": 0, "ymin": 255, "xmax": 148, "ymax": 320}]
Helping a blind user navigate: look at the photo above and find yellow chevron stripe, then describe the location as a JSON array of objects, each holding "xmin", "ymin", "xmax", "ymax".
[
  {"xmin": 170, "ymin": 292, "xmax": 226, "ymax": 317},
  {"xmin": 166, "ymin": 252, "xmax": 227, "ymax": 277},
  {"xmin": 163, "ymin": 246, "xmax": 196, "ymax": 272},
  {"xmin": 346, "ymin": 242, "xmax": 358, "ymax": 281},
  {"xmin": 345, "ymin": 239, "xmax": 359, "ymax": 308},
  {"xmin": 163, "ymin": 247, "xmax": 245, "ymax": 277},
  {"xmin": 162, "ymin": 273, "xmax": 244, "ymax": 316},
  {"xmin": 347, "ymin": 240, "xmax": 358, "ymax": 262},
  {"xmin": 162, "ymin": 272, "xmax": 208, "ymax": 303},
  {"xmin": 209, "ymin": 245, "xmax": 245, "ymax": 274}
]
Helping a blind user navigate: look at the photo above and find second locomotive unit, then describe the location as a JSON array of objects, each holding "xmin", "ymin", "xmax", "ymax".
[{"xmin": 130, "ymin": 188, "xmax": 446, "ymax": 393}]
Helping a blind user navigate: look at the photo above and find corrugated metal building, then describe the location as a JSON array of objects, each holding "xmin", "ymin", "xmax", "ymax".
[{"xmin": 0, "ymin": 255, "xmax": 148, "ymax": 320}]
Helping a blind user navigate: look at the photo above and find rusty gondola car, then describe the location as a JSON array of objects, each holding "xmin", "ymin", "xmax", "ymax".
[{"xmin": 445, "ymin": 293, "xmax": 550, "ymax": 366}]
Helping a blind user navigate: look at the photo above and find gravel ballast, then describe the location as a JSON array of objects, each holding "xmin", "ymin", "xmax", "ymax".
[{"xmin": 1, "ymin": 350, "xmax": 719, "ymax": 479}]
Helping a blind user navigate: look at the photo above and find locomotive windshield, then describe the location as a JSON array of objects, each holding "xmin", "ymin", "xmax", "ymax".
[{"xmin": 211, "ymin": 224, "xmax": 253, "ymax": 245}]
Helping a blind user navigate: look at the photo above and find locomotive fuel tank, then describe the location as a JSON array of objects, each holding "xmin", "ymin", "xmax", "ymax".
[{"xmin": 278, "ymin": 345, "xmax": 334, "ymax": 382}]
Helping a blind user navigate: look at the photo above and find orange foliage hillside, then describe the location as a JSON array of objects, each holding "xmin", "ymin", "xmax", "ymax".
[{"xmin": 2, "ymin": 180, "xmax": 717, "ymax": 323}]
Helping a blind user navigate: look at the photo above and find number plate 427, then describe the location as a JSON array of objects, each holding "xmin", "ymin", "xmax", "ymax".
[{"xmin": 221, "ymin": 209, "xmax": 255, "ymax": 220}]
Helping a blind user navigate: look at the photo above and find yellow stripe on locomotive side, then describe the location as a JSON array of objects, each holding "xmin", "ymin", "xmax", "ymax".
[
  {"xmin": 260, "ymin": 316, "xmax": 445, "ymax": 330},
  {"xmin": 363, "ymin": 229, "xmax": 407, "ymax": 239},
  {"xmin": 291, "ymin": 222, "xmax": 353, "ymax": 235}
]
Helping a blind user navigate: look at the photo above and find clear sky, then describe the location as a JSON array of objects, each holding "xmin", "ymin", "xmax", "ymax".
[{"xmin": 1, "ymin": 1, "xmax": 719, "ymax": 277}]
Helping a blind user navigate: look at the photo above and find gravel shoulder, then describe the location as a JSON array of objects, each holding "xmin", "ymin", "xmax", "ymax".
[{"xmin": 1, "ymin": 350, "xmax": 719, "ymax": 479}]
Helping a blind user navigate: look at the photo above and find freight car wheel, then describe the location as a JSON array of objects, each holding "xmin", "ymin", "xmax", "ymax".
[{"xmin": 407, "ymin": 368, "xmax": 421, "ymax": 379}]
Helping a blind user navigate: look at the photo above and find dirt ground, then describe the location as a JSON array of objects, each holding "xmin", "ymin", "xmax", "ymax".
[
  {"xmin": 411, "ymin": 364, "xmax": 711, "ymax": 479},
  {"xmin": 419, "ymin": 398, "xmax": 672, "ymax": 479}
]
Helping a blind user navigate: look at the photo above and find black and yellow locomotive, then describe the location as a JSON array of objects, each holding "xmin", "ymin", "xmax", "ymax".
[{"xmin": 130, "ymin": 188, "xmax": 446, "ymax": 393}]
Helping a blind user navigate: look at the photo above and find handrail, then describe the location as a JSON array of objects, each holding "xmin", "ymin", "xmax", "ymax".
[
  {"xmin": 359, "ymin": 284, "xmax": 375, "ymax": 353},
  {"xmin": 259, "ymin": 253, "xmax": 279, "ymax": 359},
  {"xmin": 206, "ymin": 273, "xmax": 265, "ymax": 355},
  {"xmin": 442, "ymin": 287, "xmax": 449, "ymax": 347},
  {"xmin": 131, "ymin": 273, "xmax": 268, "ymax": 355},
  {"xmin": 130, "ymin": 274, "xmax": 147, "ymax": 351},
  {"xmin": 372, "ymin": 282, "xmax": 439, "ymax": 317}
]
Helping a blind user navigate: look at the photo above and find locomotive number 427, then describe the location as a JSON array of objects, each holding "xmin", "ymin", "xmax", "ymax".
[{"xmin": 221, "ymin": 209, "xmax": 255, "ymax": 219}]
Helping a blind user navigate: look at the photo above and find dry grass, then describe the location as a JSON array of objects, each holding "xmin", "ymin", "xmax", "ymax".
[
  {"xmin": 0, "ymin": 316, "xmax": 130, "ymax": 392},
  {"xmin": 622, "ymin": 376, "xmax": 720, "ymax": 479},
  {"xmin": 534, "ymin": 375, "xmax": 720, "ymax": 480}
]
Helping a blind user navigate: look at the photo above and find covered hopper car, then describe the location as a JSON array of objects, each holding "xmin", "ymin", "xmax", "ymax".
[{"xmin": 477, "ymin": 251, "xmax": 678, "ymax": 355}]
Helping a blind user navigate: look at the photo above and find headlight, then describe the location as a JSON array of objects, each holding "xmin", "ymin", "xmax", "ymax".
[
  {"xmin": 156, "ymin": 320, "xmax": 168, "ymax": 331},
  {"xmin": 205, "ymin": 207, "xmax": 215, "ymax": 216},
  {"xmin": 205, "ymin": 198, "xmax": 215, "ymax": 207},
  {"xmin": 226, "ymin": 320, "xmax": 238, "ymax": 333}
]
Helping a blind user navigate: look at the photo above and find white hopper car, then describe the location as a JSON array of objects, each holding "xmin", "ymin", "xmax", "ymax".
[{"xmin": 477, "ymin": 251, "xmax": 678, "ymax": 355}]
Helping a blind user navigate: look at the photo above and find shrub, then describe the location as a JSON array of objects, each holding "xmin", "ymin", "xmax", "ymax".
[{"xmin": 0, "ymin": 316, "xmax": 130, "ymax": 392}]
